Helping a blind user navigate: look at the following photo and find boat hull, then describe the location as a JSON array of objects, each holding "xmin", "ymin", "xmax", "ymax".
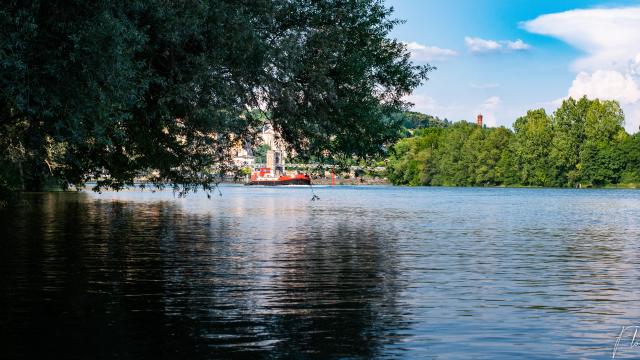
[{"xmin": 246, "ymin": 178, "xmax": 311, "ymax": 186}]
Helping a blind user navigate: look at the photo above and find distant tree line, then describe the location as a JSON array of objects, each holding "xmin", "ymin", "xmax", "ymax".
[
  {"xmin": 391, "ymin": 111, "xmax": 450, "ymax": 135},
  {"xmin": 387, "ymin": 97, "xmax": 640, "ymax": 187}
]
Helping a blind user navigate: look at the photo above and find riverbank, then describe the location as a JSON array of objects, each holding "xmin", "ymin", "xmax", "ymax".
[{"xmin": 310, "ymin": 176, "xmax": 390, "ymax": 186}]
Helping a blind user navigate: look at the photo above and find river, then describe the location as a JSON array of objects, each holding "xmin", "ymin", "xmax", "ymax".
[{"xmin": 1, "ymin": 186, "xmax": 639, "ymax": 359}]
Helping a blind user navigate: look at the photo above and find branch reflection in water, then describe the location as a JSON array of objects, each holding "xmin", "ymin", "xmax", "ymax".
[
  {"xmin": 0, "ymin": 191, "xmax": 408, "ymax": 359},
  {"xmin": 2, "ymin": 186, "xmax": 640, "ymax": 359}
]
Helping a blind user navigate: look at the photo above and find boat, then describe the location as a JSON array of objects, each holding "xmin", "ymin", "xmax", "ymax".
[{"xmin": 246, "ymin": 167, "xmax": 311, "ymax": 186}]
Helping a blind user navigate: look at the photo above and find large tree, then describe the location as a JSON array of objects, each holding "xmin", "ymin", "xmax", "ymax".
[
  {"xmin": 511, "ymin": 109, "xmax": 554, "ymax": 186},
  {"xmin": 0, "ymin": 0, "xmax": 431, "ymax": 193}
]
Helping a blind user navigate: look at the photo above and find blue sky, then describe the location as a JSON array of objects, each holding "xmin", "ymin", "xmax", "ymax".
[{"xmin": 386, "ymin": 0, "xmax": 640, "ymax": 132}]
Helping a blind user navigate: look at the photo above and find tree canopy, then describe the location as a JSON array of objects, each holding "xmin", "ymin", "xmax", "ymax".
[
  {"xmin": 0, "ymin": 0, "xmax": 431, "ymax": 193},
  {"xmin": 387, "ymin": 97, "xmax": 640, "ymax": 188}
]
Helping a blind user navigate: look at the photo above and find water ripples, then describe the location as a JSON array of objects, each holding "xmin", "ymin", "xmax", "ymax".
[{"xmin": 1, "ymin": 186, "xmax": 639, "ymax": 359}]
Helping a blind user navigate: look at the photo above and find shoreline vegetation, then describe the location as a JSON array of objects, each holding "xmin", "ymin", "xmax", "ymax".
[
  {"xmin": 1, "ymin": 4, "xmax": 638, "ymax": 198},
  {"xmin": 387, "ymin": 97, "xmax": 640, "ymax": 189},
  {"xmin": 4, "ymin": 96, "xmax": 640, "ymax": 198}
]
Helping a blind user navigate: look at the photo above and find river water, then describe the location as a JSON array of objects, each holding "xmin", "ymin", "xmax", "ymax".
[{"xmin": 1, "ymin": 186, "xmax": 639, "ymax": 359}]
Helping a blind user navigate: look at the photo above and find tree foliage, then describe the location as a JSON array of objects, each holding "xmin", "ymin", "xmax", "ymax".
[
  {"xmin": 388, "ymin": 97, "xmax": 640, "ymax": 187},
  {"xmin": 0, "ymin": 0, "xmax": 431, "ymax": 193},
  {"xmin": 393, "ymin": 111, "xmax": 450, "ymax": 132}
]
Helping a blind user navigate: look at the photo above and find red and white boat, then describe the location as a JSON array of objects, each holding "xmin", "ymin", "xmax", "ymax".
[{"xmin": 246, "ymin": 167, "xmax": 311, "ymax": 186}]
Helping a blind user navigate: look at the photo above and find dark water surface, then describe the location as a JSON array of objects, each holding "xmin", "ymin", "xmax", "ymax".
[{"xmin": 1, "ymin": 186, "xmax": 639, "ymax": 359}]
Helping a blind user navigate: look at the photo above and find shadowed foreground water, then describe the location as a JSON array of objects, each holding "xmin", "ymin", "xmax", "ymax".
[{"xmin": 1, "ymin": 186, "xmax": 639, "ymax": 359}]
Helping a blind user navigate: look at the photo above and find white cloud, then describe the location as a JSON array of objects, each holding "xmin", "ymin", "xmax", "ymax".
[
  {"xmin": 505, "ymin": 39, "xmax": 531, "ymax": 51},
  {"xmin": 483, "ymin": 96, "xmax": 501, "ymax": 108},
  {"xmin": 405, "ymin": 94, "xmax": 462, "ymax": 120},
  {"xmin": 405, "ymin": 41, "xmax": 458, "ymax": 62},
  {"xmin": 568, "ymin": 70, "xmax": 640, "ymax": 105},
  {"xmin": 465, "ymin": 37, "xmax": 501, "ymax": 53},
  {"xmin": 406, "ymin": 94, "xmax": 438, "ymax": 113},
  {"xmin": 522, "ymin": 7, "xmax": 640, "ymax": 72},
  {"xmin": 628, "ymin": 105, "xmax": 640, "ymax": 133},
  {"xmin": 464, "ymin": 36, "xmax": 531, "ymax": 54},
  {"xmin": 523, "ymin": 7, "xmax": 640, "ymax": 132},
  {"xmin": 476, "ymin": 96, "xmax": 501, "ymax": 127}
]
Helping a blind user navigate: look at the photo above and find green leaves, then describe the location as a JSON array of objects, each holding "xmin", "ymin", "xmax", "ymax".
[
  {"xmin": 388, "ymin": 97, "xmax": 639, "ymax": 188},
  {"xmin": 388, "ymin": 122, "xmax": 512, "ymax": 186},
  {"xmin": 0, "ymin": 0, "xmax": 430, "ymax": 192}
]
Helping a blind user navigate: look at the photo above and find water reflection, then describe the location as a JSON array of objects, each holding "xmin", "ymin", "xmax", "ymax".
[
  {"xmin": 2, "ymin": 187, "xmax": 640, "ymax": 359},
  {"xmin": 0, "ymin": 192, "xmax": 406, "ymax": 359},
  {"xmin": 262, "ymin": 220, "xmax": 406, "ymax": 358}
]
